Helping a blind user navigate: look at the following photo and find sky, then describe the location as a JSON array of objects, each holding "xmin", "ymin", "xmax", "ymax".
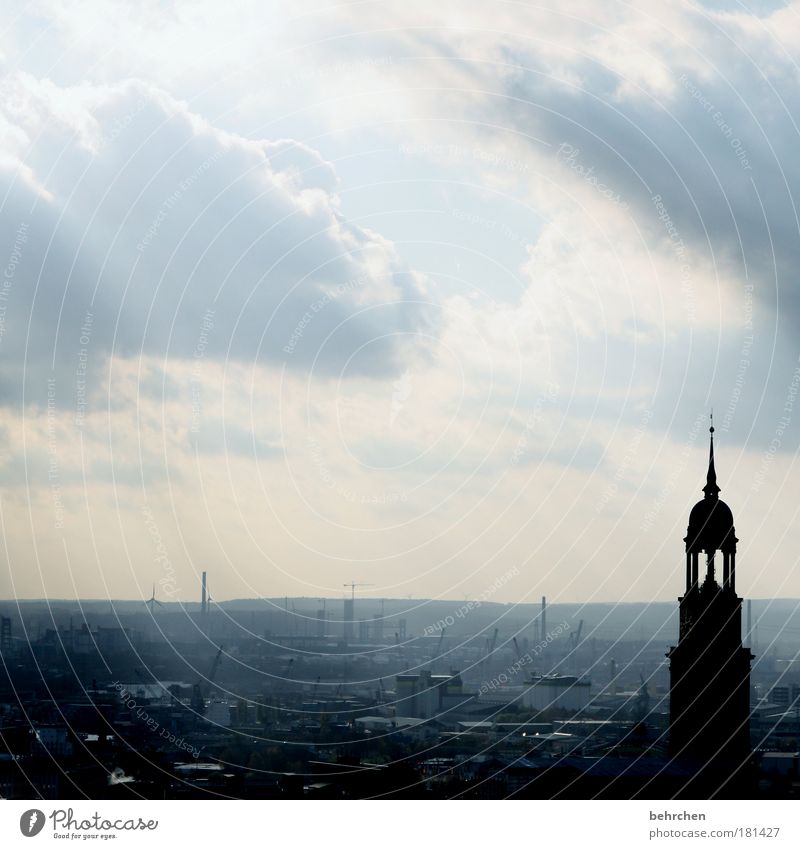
[{"xmin": 1, "ymin": 0, "xmax": 800, "ymax": 605}]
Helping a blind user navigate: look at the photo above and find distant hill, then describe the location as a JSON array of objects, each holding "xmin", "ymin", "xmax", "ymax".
[{"xmin": 2, "ymin": 597, "xmax": 799, "ymax": 650}]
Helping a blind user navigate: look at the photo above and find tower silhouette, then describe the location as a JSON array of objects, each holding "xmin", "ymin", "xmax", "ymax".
[{"xmin": 667, "ymin": 419, "xmax": 754, "ymax": 789}]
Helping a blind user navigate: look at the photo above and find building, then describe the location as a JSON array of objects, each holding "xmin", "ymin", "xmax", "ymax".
[
  {"xmin": 34, "ymin": 726, "xmax": 74, "ymax": 757},
  {"xmin": 0, "ymin": 617, "xmax": 12, "ymax": 656},
  {"xmin": 343, "ymin": 598, "xmax": 354, "ymax": 642},
  {"xmin": 760, "ymin": 752, "xmax": 800, "ymax": 778},
  {"xmin": 395, "ymin": 670, "xmax": 466, "ymax": 719},
  {"xmin": 667, "ymin": 421, "xmax": 754, "ymax": 780},
  {"xmin": 520, "ymin": 675, "xmax": 592, "ymax": 712},
  {"xmin": 770, "ymin": 685, "xmax": 791, "ymax": 707}
]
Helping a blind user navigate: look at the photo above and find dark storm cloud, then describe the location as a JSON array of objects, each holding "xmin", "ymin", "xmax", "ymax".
[{"xmin": 497, "ymin": 48, "xmax": 796, "ymax": 313}]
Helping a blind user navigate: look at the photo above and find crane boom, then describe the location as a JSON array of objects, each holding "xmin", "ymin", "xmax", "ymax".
[
  {"xmin": 436, "ymin": 627, "xmax": 446, "ymax": 654},
  {"xmin": 208, "ymin": 644, "xmax": 224, "ymax": 684},
  {"xmin": 343, "ymin": 581, "xmax": 373, "ymax": 600}
]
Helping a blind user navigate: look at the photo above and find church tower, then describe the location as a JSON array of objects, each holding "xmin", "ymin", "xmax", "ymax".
[{"xmin": 667, "ymin": 419, "xmax": 753, "ymax": 778}]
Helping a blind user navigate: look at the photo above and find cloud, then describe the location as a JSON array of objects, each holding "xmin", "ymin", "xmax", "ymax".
[
  {"xmin": 0, "ymin": 74, "xmax": 435, "ymax": 413},
  {"xmin": 273, "ymin": 1, "xmax": 796, "ymax": 317},
  {"xmin": 284, "ymin": 1, "xmax": 800, "ymax": 446},
  {"xmin": 4, "ymin": 2, "xmax": 800, "ymax": 601}
]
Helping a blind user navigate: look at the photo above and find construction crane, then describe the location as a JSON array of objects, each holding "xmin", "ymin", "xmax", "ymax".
[
  {"xmin": 191, "ymin": 644, "xmax": 224, "ymax": 715},
  {"xmin": 512, "ymin": 636, "xmax": 522, "ymax": 662},
  {"xmin": 482, "ymin": 627, "xmax": 499, "ymax": 675},
  {"xmin": 433, "ymin": 628, "xmax": 446, "ymax": 666},
  {"xmin": 208, "ymin": 644, "xmax": 224, "ymax": 685},
  {"xmin": 568, "ymin": 620, "xmax": 584, "ymax": 675},
  {"xmin": 570, "ymin": 620, "xmax": 584, "ymax": 649},
  {"xmin": 343, "ymin": 581, "xmax": 373, "ymax": 600}
]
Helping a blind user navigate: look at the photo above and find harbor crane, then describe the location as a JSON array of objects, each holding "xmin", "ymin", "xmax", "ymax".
[
  {"xmin": 488, "ymin": 627, "xmax": 499, "ymax": 656},
  {"xmin": 570, "ymin": 619, "xmax": 584, "ymax": 649},
  {"xmin": 191, "ymin": 644, "xmax": 224, "ymax": 715}
]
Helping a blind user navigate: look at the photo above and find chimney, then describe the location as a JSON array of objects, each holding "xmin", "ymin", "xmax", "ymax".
[
  {"xmin": 541, "ymin": 596, "xmax": 546, "ymax": 642},
  {"xmin": 747, "ymin": 598, "xmax": 752, "ymax": 643},
  {"xmin": 201, "ymin": 571, "xmax": 207, "ymax": 614}
]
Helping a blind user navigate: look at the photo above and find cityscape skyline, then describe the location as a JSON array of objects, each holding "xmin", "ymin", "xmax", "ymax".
[{"xmin": 2, "ymin": 0, "xmax": 800, "ymax": 809}]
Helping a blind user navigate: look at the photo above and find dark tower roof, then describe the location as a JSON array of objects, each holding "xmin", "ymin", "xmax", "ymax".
[
  {"xmin": 702, "ymin": 420, "xmax": 720, "ymax": 497},
  {"xmin": 685, "ymin": 417, "xmax": 737, "ymax": 554}
]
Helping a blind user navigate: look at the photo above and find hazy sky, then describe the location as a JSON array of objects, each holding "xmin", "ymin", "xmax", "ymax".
[{"xmin": 2, "ymin": 0, "xmax": 800, "ymax": 604}]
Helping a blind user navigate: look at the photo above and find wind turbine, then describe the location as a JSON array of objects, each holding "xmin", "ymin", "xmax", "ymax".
[{"xmin": 145, "ymin": 584, "xmax": 163, "ymax": 613}]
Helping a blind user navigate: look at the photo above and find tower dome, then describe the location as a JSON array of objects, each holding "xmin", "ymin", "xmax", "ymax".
[
  {"xmin": 686, "ymin": 498, "xmax": 735, "ymax": 554},
  {"xmin": 684, "ymin": 419, "xmax": 737, "ymax": 556}
]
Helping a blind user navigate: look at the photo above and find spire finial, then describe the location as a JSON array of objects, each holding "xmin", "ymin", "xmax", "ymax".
[{"xmin": 703, "ymin": 411, "xmax": 720, "ymax": 498}]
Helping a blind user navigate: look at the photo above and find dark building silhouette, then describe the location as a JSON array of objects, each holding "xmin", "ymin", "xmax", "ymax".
[{"xmin": 667, "ymin": 420, "xmax": 754, "ymax": 790}]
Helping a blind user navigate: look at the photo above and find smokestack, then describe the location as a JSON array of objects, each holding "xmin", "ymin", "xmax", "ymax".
[
  {"xmin": 343, "ymin": 598, "xmax": 354, "ymax": 642},
  {"xmin": 541, "ymin": 596, "xmax": 546, "ymax": 643},
  {"xmin": 201, "ymin": 571, "xmax": 207, "ymax": 614},
  {"xmin": 747, "ymin": 599, "xmax": 752, "ymax": 643}
]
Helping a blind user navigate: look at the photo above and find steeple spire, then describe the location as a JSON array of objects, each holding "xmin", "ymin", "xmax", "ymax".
[{"xmin": 703, "ymin": 413, "xmax": 720, "ymax": 498}]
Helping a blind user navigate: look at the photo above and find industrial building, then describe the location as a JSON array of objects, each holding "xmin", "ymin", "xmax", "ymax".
[{"xmin": 520, "ymin": 674, "xmax": 592, "ymax": 712}]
